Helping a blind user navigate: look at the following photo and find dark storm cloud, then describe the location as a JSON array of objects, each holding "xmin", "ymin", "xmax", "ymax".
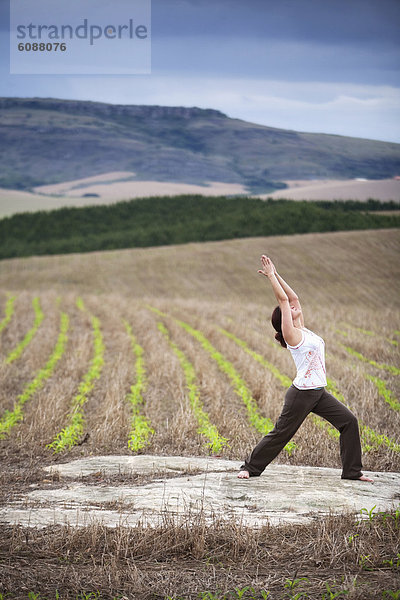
[
  {"xmin": 150, "ymin": 0, "xmax": 400, "ymax": 86},
  {"xmin": 0, "ymin": 0, "xmax": 399, "ymax": 141},
  {"xmin": 151, "ymin": 34, "xmax": 399, "ymax": 85},
  {"xmin": 2, "ymin": 0, "xmax": 399, "ymax": 43},
  {"xmin": 0, "ymin": 0, "xmax": 8, "ymax": 31},
  {"xmin": 153, "ymin": 0, "xmax": 400, "ymax": 46}
]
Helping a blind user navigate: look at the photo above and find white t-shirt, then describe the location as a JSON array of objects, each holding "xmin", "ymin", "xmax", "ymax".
[{"xmin": 286, "ymin": 328, "xmax": 327, "ymax": 390}]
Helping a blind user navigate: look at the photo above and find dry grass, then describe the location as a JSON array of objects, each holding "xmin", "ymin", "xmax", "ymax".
[
  {"xmin": 1, "ymin": 509, "xmax": 399, "ymax": 599},
  {"xmin": 0, "ymin": 229, "xmax": 398, "ymax": 310},
  {"xmin": 0, "ymin": 229, "xmax": 399, "ymax": 599}
]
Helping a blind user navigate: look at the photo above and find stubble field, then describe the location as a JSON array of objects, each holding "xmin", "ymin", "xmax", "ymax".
[{"xmin": 0, "ymin": 229, "xmax": 399, "ymax": 599}]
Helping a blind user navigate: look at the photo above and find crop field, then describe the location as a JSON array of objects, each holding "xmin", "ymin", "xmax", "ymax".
[
  {"xmin": 1, "ymin": 291, "xmax": 399, "ymax": 468},
  {"xmin": 0, "ymin": 229, "xmax": 399, "ymax": 599}
]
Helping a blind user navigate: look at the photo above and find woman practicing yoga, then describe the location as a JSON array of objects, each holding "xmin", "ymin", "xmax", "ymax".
[{"xmin": 238, "ymin": 255, "xmax": 373, "ymax": 482}]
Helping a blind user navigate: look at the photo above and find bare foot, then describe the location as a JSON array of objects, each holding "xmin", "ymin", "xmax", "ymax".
[
  {"xmin": 237, "ymin": 470, "xmax": 250, "ymax": 479},
  {"xmin": 359, "ymin": 475, "xmax": 374, "ymax": 482}
]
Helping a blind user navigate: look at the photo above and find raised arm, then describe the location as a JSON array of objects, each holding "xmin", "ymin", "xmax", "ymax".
[
  {"xmin": 274, "ymin": 271, "xmax": 301, "ymax": 307},
  {"xmin": 258, "ymin": 256, "xmax": 303, "ymax": 347},
  {"xmin": 274, "ymin": 270, "xmax": 304, "ymax": 328}
]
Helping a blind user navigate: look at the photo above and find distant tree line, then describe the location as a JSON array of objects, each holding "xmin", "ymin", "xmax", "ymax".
[{"xmin": 1, "ymin": 196, "xmax": 399, "ymax": 260}]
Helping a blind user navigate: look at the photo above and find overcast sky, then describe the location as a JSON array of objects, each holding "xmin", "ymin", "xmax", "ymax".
[{"xmin": 1, "ymin": 0, "xmax": 399, "ymax": 142}]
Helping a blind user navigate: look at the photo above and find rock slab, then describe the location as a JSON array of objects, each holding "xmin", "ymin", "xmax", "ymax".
[{"xmin": 1, "ymin": 455, "xmax": 399, "ymax": 528}]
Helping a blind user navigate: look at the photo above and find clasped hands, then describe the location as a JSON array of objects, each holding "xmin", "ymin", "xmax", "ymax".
[{"xmin": 258, "ymin": 255, "xmax": 276, "ymax": 278}]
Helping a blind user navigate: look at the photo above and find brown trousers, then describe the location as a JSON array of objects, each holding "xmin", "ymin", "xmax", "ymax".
[{"xmin": 241, "ymin": 385, "xmax": 363, "ymax": 479}]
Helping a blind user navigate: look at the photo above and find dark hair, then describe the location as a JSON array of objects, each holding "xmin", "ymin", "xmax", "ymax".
[{"xmin": 271, "ymin": 305, "xmax": 287, "ymax": 348}]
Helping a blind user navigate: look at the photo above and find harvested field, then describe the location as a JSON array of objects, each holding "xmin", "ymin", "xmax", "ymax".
[
  {"xmin": 1, "ymin": 174, "xmax": 399, "ymax": 220},
  {"xmin": 34, "ymin": 172, "xmax": 138, "ymax": 195},
  {"xmin": 0, "ymin": 174, "xmax": 247, "ymax": 218},
  {"xmin": 34, "ymin": 173, "xmax": 248, "ymax": 201},
  {"xmin": 0, "ymin": 229, "xmax": 399, "ymax": 599},
  {"xmin": 267, "ymin": 178, "xmax": 400, "ymax": 201}
]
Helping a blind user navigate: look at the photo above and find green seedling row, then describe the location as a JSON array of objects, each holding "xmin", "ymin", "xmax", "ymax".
[
  {"xmin": 361, "ymin": 425, "xmax": 400, "ymax": 454},
  {"xmin": 5, "ymin": 296, "xmax": 44, "ymax": 364},
  {"xmin": 335, "ymin": 332, "xmax": 400, "ymax": 418},
  {"xmin": 324, "ymin": 378, "xmax": 375, "ymax": 450},
  {"xmin": 0, "ymin": 312, "xmax": 69, "ymax": 437},
  {"xmin": 157, "ymin": 321, "xmax": 229, "ymax": 454},
  {"xmin": 329, "ymin": 339, "xmax": 400, "ymax": 451},
  {"xmin": 173, "ymin": 320, "xmax": 291, "ymax": 451},
  {"xmin": 367, "ymin": 375, "xmax": 400, "ymax": 412},
  {"xmin": 340, "ymin": 343, "xmax": 400, "ymax": 376},
  {"xmin": 219, "ymin": 327, "xmax": 292, "ymax": 387},
  {"xmin": 47, "ymin": 300, "xmax": 104, "ymax": 453},
  {"xmin": 0, "ymin": 294, "xmax": 16, "ymax": 335},
  {"xmin": 124, "ymin": 321, "xmax": 154, "ymax": 452},
  {"xmin": 342, "ymin": 323, "xmax": 374, "ymax": 336},
  {"xmin": 323, "ymin": 377, "xmax": 386, "ymax": 450},
  {"xmin": 219, "ymin": 327, "xmax": 340, "ymax": 441},
  {"xmin": 76, "ymin": 297, "xmax": 85, "ymax": 312},
  {"xmin": 326, "ymin": 364, "xmax": 400, "ymax": 453},
  {"xmin": 340, "ymin": 322, "xmax": 398, "ymax": 347},
  {"xmin": 148, "ymin": 307, "xmax": 295, "ymax": 455}
]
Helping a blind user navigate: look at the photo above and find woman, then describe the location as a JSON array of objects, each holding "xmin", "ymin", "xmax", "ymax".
[{"xmin": 238, "ymin": 255, "xmax": 373, "ymax": 482}]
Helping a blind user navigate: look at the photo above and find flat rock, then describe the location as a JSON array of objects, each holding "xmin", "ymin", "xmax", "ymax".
[
  {"xmin": 45, "ymin": 454, "xmax": 238, "ymax": 477},
  {"xmin": 1, "ymin": 455, "xmax": 399, "ymax": 528}
]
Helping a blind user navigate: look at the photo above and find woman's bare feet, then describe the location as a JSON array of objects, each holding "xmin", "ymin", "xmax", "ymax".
[
  {"xmin": 237, "ymin": 470, "xmax": 250, "ymax": 479},
  {"xmin": 238, "ymin": 471, "xmax": 373, "ymax": 481},
  {"xmin": 359, "ymin": 475, "xmax": 374, "ymax": 482}
]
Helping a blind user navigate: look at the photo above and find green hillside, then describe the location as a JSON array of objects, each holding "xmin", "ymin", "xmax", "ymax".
[
  {"xmin": 1, "ymin": 97, "xmax": 400, "ymax": 192},
  {"xmin": 1, "ymin": 195, "xmax": 399, "ymax": 259}
]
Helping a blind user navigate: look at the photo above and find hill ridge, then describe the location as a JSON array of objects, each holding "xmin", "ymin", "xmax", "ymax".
[
  {"xmin": 1, "ymin": 96, "xmax": 400, "ymax": 191},
  {"xmin": 0, "ymin": 96, "xmax": 228, "ymax": 120}
]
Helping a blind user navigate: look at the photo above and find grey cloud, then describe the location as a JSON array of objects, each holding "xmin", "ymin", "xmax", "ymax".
[
  {"xmin": 152, "ymin": 0, "xmax": 400, "ymax": 46},
  {"xmin": 0, "ymin": 0, "xmax": 8, "ymax": 31},
  {"xmin": 152, "ymin": 36, "xmax": 400, "ymax": 86}
]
